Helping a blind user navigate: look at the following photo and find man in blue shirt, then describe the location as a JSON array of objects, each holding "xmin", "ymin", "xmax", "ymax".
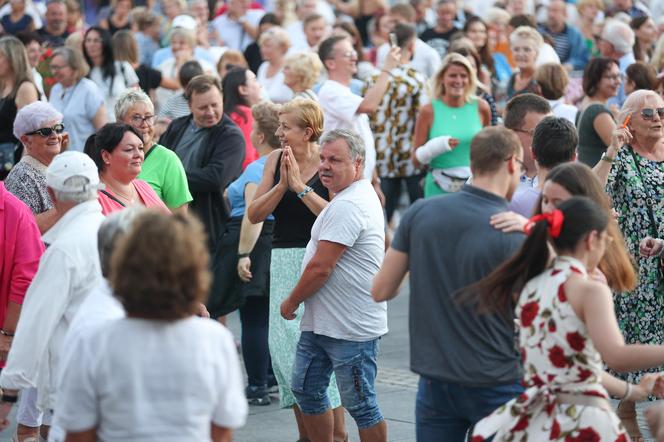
[{"xmin": 538, "ymin": 0, "xmax": 588, "ymax": 71}]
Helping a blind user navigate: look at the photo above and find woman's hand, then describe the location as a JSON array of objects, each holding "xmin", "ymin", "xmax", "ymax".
[
  {"xmin": 237, "ymin": 257, "xmax": 252, "ymax": 282},
  {"xmin": 640, "ymin": 237, "xmax": 664, "ymax": 257},
  {"xmin": 489, "ymin": 211, "xmax": 528, "ymax": 233},
  {"xmin": 631, "ymin": 373, "xmax": 664, "ymax": 401},
  {"xmin": 607, "ymin": 124, "xmax": 632, "ymax": 156},
  {"xmin": 277, "ymin": 148, "xmax": 289, "ymax": 191},
  {"xmin": 284, "ymin": 147, "xmax": 305, "ymax": 193}
]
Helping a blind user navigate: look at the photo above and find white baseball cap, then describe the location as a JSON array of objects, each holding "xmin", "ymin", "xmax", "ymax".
[
  {"xmin": 46, "ymin": 151, "xmax": 103, "ymax": 193},
  {"xmin": 172, "ymin": 14, "xmax": 197, "ymax": 31}
]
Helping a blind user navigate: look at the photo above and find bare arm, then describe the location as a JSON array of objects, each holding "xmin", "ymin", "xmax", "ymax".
[
  {"xmin": 160, "ymin": 75, "xmax": 180, "ymax": 90},
  {"xmin": 593, "ymin": 112, "xmax": 616, "ymax": 147},
  {"xmin": 280, "ymin": 240, "xmax": 348, "ymax": 319},
  {"xmin": 14, "ymin": 82, "xmax": 39, "ymax": 110},
  {"xmin": 36, "ymin": 208, "xmax": 61, "ymax": 234},
  {"xmin": 478, "ymin": 98, "xmax": 492, "ymax": 127},
  {"xmin": 329, "ymin": 0, "xmax": 360, "ymax": 17},
  {"xmin": 282, "ymin": 147, "xmax": 328, "ymax": 216},
  {"xmin": 575, "ymin": 278, "xmax": 664, "ymax": 372},
  {"xmin": 211, "ymin": 425, "xmax": 233, "ymax": 442},
  {"xmin": 357, "ymin": 47, "xmax": 400, "ymax": 114},
  {"xmin": 171, "ymin": 204, "xmax": 188, "ymax": 214},
  {"xmin": 372, "ymin": 248, "xmax": 409, "ymax": 302},
  {"xmin": 593, "ymin": 125, "xmax": 631, "ymax": 187},
  {"xmin": 411, "ymin": 104, "xmax": 434, "ymax": 169},
  {"xmin": 65, "ymin": 429, "xmax": 96, "ymax": 442},
  {"xmin": 237, "ymin": 183, "xmax": 264, "ymax": 282},
  {"xmin": 247, "ymin": 150, "xmax": 287, "ymax": 223},
  {"xmin": 91, "ymin": 105, "xmax": 108, "ymax": 130}
]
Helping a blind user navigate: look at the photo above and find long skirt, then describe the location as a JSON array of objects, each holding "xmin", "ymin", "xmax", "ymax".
[{"xmin": 268, "ymin": 247, "xmax": 341, "ymax": 409}]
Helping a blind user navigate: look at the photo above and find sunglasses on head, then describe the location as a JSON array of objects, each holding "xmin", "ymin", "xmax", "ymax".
[
  {"xmin": 640, "ymin": 108, "xmax": 664, "ymax": 120},
  {"xmin": 26, "ymin": 123, "xmax": 65, "ymax": 137}
]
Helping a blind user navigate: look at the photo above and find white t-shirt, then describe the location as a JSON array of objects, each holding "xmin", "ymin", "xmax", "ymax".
[
  {"xmin": 317, "ymin": 79, "xmax": 376, "ymax": 179},
  {"xmin": 549, "ymin": 98, "xmax": 578, "ymax": 125},
  {"xmin": 211, "ymin": 10, "xmax": 265, "ymax": 51},
  {"xmin": 376, "ymin": 39, "xmax": 442, "ymax": 80},
  {"xmin": 256, "ymin": 62, "xmax": 293, "ymax": 104},
  {"xmin": 536, "ymin": 43, "xmax": 561, "ymax": 66},
  {"xmin": 300, "ymin": 179, "xmax": 387, "ymax": 341},
  {"xmin": 89, "ymin": 61, "xmax": 139, "ymax": 123},
  {"xmin": 56, "ymin": 316, "xmax": 247, "ymax": 441}
]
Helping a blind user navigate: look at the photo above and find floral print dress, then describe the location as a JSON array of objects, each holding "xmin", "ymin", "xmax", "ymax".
[
  {"xmin": 472, "ymin": 257, "xmax": 627, "ymax": 441},
  {"xmin": 606, "ymin": 146, "xmax": 664, "ymax": 384}
]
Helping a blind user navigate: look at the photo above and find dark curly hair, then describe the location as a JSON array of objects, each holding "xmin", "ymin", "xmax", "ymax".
[
  {"xmin": 582, "ymin": 57, "xmax": 619, "ymax": 97},
  {"xmin": 110, "ymin": 211, "xmax": 211, "ymax": 320}
]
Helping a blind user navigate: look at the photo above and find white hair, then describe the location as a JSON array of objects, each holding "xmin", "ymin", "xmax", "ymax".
[
  {"xmin": 115, "ymin": 89, "xmax": 154, "ymax": 121},
  {"xmin": 13, "ymin": 101, "xmax": 63, "ymax": 140},
  {"xmin": 320, "ymin": 128, "xmax": 365, "ymax": 162},
  {"xmin": 601, "ymin": 19, "xmax": 635, "ymax": 54},
  {"xmin": 53, "ymin": 176, "xmax": 98, "ymax": 203}
]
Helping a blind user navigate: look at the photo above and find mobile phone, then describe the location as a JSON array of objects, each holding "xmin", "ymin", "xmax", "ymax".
[{"xmin": 389, "ymin": 32, "xmax": 398, "ymax": 48}]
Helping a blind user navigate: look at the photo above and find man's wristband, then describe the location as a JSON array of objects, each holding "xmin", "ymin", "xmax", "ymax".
[
  {"xmin": 297, "ymin": 186, "xmax": 313, "ymax": 199},
  {"xmin": 238, "ymin": 252, "xmax": 251, "ymax": 259}
]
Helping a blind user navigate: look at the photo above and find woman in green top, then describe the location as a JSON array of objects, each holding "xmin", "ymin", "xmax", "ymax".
[
  {"xmin": 412, "ymin": 53, "xmax": 491, "ymax": 197},
  {"xmin": 115, "ymin": 89, "xmax": 193, "ymax": 212},
  {"xmin": 576, "ymin": 57, "xmax": 621, "ymax": 167},
  {"xmin": 576, "ymin": 0, "xmax": 603, "ymax": 58}
]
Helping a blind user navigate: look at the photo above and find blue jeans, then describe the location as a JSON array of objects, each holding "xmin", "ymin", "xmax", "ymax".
[
  {"xmin": 416, "ymin": 376, "xmax": 523, "ymax": 442},
  {"xmin": 291, "ymin": 331, "xmax": 383, "ymax": 429}
]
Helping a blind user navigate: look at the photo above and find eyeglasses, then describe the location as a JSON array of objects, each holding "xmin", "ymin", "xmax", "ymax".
[
  {"xmin": 640, "ymin": 107, "xmax": 664, "ymax": 120},
  {"xmin": 602, "ymin": 73, "xmax": 624, "ymax": 81},
  {"xmin": 337, "ymin": 50, "xmax": 358, "ymax": 59},
  {"xmin": 84, "ymin": 38, "xmax": 102, "ymax": 44},
  {"xmin": 26, "ymin": 123, "xmax": 65, "ymax": 137},
  {"xmin": 505, "ymin": 156, "xmax": 526, "ymax": 174},
  {"xmin": 129, "ymin": 114, "xmax": 155, "ymax": 126}
]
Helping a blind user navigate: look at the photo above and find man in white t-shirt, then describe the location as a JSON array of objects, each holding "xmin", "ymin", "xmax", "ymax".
[
  {"xmin": 211, "ymin": 0, "xmax": 264, "ymax": 51},
  {"xmin": 317, "ymin": 35, "xmax": 399, "ymax": 183},
  {"xmin": 281, "ymin": 129, "xmax": 387, "ymax": 442}
]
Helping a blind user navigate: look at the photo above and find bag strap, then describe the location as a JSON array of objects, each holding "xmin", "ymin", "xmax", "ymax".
[
  {"xmin": 100, "ymin": 189, "xmax": 126, "ymax": 207},
  {"xmin": 629, "ymin": 147, "xmax": 660, "ymax": 237}
]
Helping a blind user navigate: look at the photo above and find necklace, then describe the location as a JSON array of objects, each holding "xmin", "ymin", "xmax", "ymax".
[{"xmin": 105, "ymin": 181, "xmax": 137, "ymax": 205}]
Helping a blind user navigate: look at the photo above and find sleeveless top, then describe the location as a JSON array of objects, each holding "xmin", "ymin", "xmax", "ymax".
[
  {"xmin": 428, "ymin": 98, "xmax": 482, "ymax": 170},
  {"xmin": 0, "ymin": 14, "xmax": 32, "ymax": 35},
  {"xmin": 272, "ymin": 153, "xmax": 329, "ymax": 249},
  {"xmin": 576, "ymin": 103, "xmax": 613, "ymax": 167},
  {"xmin": 0, "ymin": 81, "xmax": 38, "ymax": 145},
  {"xmin": 473, "ymin": 256, "xmax": 626, "ymax": 441},
  {"xmin": 107, "ymin": 12, "xmax": 131, "ymax": 35}
]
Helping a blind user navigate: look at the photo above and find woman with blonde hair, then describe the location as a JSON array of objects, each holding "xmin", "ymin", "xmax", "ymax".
[
  {"xmin": 256, "ymin": 26, "xmax": 292, "ymax": 103},
  {"xmin": 248, "ymin": 97, "xmax": 347, "ymax": 442},
  {"xmin": 507, "ymin": 26, "xmax": 542, "ymax": 98},
  {"xmin": 650, "ymin": 33, "xmax": 664, "ymax": 74},
  {"xmin": 412, "ymin": 53, "xmax": 491, "ymax": 197},
  {"xmin": 216, "ymin": 49, "xmax": 248, "ymax": 79},
  {"xmin": 283, "ymin": 51, "xmax": 323, "ymax": 101},
  {"xmin": 576, "ymin": 0, "xmax": 604, "ymax": 58},
  {"xmin": 0, "ymin": 35, "xmax": 39, "ymax": 177}
]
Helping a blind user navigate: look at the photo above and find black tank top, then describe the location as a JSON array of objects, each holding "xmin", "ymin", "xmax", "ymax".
[
  {"xmin": 272, "ymin": 153, "xmax": 329, "ymax": 248},
  {"xmin": 0, "ymin": 81, "xmax": 37, "ymax": 145}
]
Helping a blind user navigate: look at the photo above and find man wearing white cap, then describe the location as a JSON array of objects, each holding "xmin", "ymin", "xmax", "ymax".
[{"xmin": 0, "ymin": 151, "xmax": 105, "ymax": 439}]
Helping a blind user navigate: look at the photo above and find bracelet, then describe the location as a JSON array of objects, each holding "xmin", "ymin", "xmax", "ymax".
[
  {"xmin": 297, "ymin": 186, "xmax": 313, "ymax": 199},
  {"xmin": 600, "ymin": 152, "xmax": 615, "ymax": 164},
  {"xmin": 380, "ymin": 69, "xmax": 395, "ymax": 78},
  {"xmin": 237, "ymin": 253, "xmax": 250, "ymax": 259},
  {"xmin": 622, "ymin": 382, "xmax": 632, "ymax": 400},
  {"xmin": 0, "ymin": 330, "xmax": 14, "ymax": 337}
]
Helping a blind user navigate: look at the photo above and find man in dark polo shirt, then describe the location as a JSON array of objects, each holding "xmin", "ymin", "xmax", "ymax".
[
  {"xmin": 37, "ymin": 0, "xmax": 69, "ymax": 47},
  {"xmin": 372, "ymin": 126, "xmax": 526, "ymax": 441}
]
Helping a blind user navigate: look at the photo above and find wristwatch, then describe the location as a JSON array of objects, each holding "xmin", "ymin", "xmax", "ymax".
[{"xmin": 600, "ymin": 152, "xmax": 615, "ymax": 164}]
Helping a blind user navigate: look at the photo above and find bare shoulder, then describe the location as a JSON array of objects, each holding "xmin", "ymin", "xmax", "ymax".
[{"xmin": 419, "ymin": 103, "xmax": 433, "ymax": 117}]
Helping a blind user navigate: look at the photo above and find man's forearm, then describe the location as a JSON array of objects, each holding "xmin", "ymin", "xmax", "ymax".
[{"xmin": 288, "ymin": 261, "xmax": 334, "ymax": 305}]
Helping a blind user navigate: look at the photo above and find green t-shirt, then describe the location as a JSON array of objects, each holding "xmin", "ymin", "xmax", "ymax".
[{"xmin": 138, "ymin": 143, "xmax": 193, "ymax": 209}]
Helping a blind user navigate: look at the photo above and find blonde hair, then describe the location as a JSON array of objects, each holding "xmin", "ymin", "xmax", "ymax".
[
  {"xmin": 284, "ymin": 51, "xmax": 323, "ymax": 90},
  {"xmin": 576, "ymin": 0, "xmax": 603, "ymax": 12},
  {"xmin": 279, "ymin": 97, "xmax": 324, "ymax": 142},
  {"xmin": 617, "ymin": 89, "xmax": 662, "ymax": 133},
  {"xmin": 112, "ymin": 30, "xmax": 139, "ymax": 65},
  {"xmin": 171, "ymin": 27, "xmax": 196, "ymax": 49},
  {"xmin": 651, "ymin": 33, "xmax": 664, "ymax": 72},
  {"xmin": 484, "ymin": 7, "xmax": 511, "ymax": 26},
  {"xmin": 509, "ymin": 25, "xmax": 543, "ymax": 51},
  {"xmin": 432, "ymin": 53, "xmax": 478, "ymax": 103},
  {"xmin": 535, "ymin": 63, "xmax": 569, "ymax": 100},
  {"xmin": 0, "ymin": 36, "xmax": 33, "ymax": 97},
  {"xmin": 259, "ymin": 26, "xmax": 291, "ymax": 51},
  {"xmin": 52, "ymin": 46, "xmax": 90, "ymax": 82}
]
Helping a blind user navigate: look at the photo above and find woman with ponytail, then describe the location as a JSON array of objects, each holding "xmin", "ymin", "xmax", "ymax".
[{"xmin": 469, "ymin": 197, "xmax": 664, "ymax": 441}]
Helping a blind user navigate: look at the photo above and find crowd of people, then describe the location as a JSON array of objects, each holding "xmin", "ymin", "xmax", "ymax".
[{"xmin": 0, "ymin": 0, "xmax": 663, "ymax": 440}]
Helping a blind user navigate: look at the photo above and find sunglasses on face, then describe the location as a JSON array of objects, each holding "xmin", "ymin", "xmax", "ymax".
[
  {"xmin": 26, "ymin": 123, "xmax": 65, "ymax": 137},
  {"xmin": 640, "ymin": 107, "xmax": 664, "ymax": 120}
]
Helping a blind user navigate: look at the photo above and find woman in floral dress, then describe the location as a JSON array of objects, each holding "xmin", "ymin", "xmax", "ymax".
[
  {"xmin": 466, "ymin": 197, "xmax": 664, "ymax": 441},
  {"xmin": 594, "ymin": 89, "xmax": 664, "ymax": 438}
]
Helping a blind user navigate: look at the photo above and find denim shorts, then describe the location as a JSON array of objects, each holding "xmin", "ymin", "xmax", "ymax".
[{"xmin": 291, "ymin": 331, "xmax": 383, "ymax": 429}]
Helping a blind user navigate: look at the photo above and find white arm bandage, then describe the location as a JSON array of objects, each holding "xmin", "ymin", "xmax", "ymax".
[{"xmin": 415, "ymin": 135, "xmax": 452, "ymax": 164}]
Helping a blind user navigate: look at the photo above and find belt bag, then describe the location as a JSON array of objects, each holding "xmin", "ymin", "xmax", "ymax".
[{"xmin": 431, "ymin": 167, "xmax": 471, "ymax": 193}]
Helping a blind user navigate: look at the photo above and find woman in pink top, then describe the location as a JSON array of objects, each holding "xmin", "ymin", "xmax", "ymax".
[
  {"xmin": 222, "ymin": 67, "xmax": 263, "ymax": 170},
  {"xmin": 0, "ymin": 182, "xmax": 44, "ymax": 366},
  {"xmin": 84, "ymin": 123, "xmax": 169, "ymax": 215}
]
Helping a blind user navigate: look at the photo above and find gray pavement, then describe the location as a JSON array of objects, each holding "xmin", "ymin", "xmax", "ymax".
[{"xmin": 229, "ymin": 283, "xmax": 416, "ymax": 442}]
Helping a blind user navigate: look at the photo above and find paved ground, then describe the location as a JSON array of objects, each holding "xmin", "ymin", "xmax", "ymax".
[{"xmin": 230, "ymin": 282, "xmax": 417, "ymax": 442}]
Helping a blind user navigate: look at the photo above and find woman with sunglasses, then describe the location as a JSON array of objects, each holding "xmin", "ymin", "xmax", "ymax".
[
  {"xmin": 576, "ymin": 57, "xmax": 621, "ymax": 167},
  {"xmin": 84, "ymin": 123, "xmax": 169, "ymax": 215},
  {"xmin": 593, "ymin": 89, "xmax": 664, "ymax": 440}
]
